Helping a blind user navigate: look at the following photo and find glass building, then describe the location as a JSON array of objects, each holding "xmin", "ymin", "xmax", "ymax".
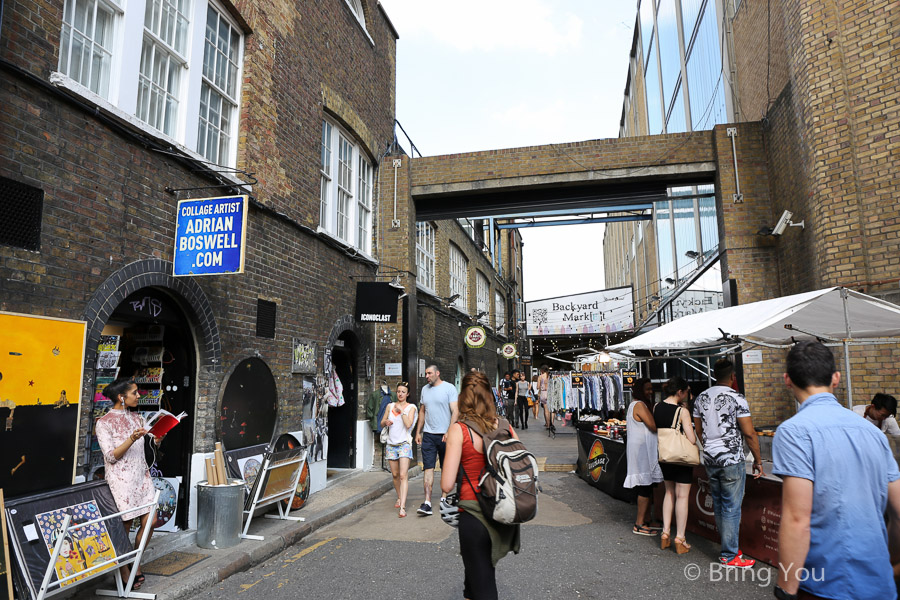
[{"xmin": 605, "ymin": 0, "xmax": 737, "ymax": 327}]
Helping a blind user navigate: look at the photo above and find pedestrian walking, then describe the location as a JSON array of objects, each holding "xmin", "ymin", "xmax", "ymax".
[
  {"xmin": 414, "ymin": 364, "xmax": 458, "ymax": 516},
  {"xmin": 773, "ymin": 341, "xmax": 900, "ymax": 600},
  {"xmin": 692, "ymin": 359, "xmax": 764, "ymax": 568},
  {"xmin": 381, "ymin": 381, "xmax": 417, "ymax": 517},
  {"xmin": 515, "ymin": 372, "xmax": 530, "ymax": 429},
  {"xmin": 441, "ymin": 371, "xmax": 520, "ymax": 600}
]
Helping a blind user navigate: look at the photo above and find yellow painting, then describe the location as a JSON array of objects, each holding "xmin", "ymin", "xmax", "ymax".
[
  {"xmin": 0, "ymin": 311, "xmax": 86, "ymax": 494},
  {"xmin": 36, "ymin": 501, "xmax": 118, "ymax": 586}
]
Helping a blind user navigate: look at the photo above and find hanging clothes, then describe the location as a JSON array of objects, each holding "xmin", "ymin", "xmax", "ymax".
[{"xmin": 324, "ymin": 366, "xmax": 345, "ymax": 407}]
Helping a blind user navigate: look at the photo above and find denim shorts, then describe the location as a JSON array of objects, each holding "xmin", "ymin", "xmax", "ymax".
[
  {"xmin": 385, "ymin": 441, "xmax": 412, "ymax": 460},
  {"xmin": 421, "ymin": 432, "xmax": 446, "ymax": 470}
]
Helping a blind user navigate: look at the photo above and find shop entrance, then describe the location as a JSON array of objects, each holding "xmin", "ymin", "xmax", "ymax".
[
  {"xmin": 327, "ymin": 336, "xmax": 357, "ymax": 469},
  {"xmin": 89, "ymin": 287, "xmax": 197, "ymax": 529}
]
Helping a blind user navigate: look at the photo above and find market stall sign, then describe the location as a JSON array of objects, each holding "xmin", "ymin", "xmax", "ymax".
[
  {"xmin": 354, "ymin": 282, "xmax": 399, "ymax": 323},
  {"xmin": 501, "ymin": 343, "xmax": 516, "ymax": 358},
  {"xmin": 587, "ymin": 439, "xmax": 609, "ymax": 482},
  {"xmin": 173, "ymin": 195, "xmax": 248, "ymax": 276},
  {"xmin": 519, "ymin": 354, "xmax": 532, "ymax": 369},
  {"xmin": 465, "ymin": 326, "xmax": 487, "ymax": 348},
  {"xmin": 622, "ymin": 370, "xmax": 637, "ymax": 387}
]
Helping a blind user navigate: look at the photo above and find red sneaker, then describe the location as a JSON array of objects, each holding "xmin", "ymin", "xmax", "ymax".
[{"xmin": 720, "ymin": 555, "xmax": 756, "ymax": 568}]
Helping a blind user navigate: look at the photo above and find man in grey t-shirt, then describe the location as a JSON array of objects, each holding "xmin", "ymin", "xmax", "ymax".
[
  {"xmin": 415, "ymin": 364, "xmax": 458, "ymax": 515},
  {"xmin": 692, "ymin": 358, "xmax": 764, "ymax": 567}
]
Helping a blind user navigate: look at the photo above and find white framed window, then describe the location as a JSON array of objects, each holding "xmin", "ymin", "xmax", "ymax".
[
  {"xmin": 494, "ymin": 291, "xmax": 506, "ymax": 335},
  {"xmin": 416, "ymin": 222, "xmax": 435, "ymax": 293},
  {"xmin": 318, "ymin": 119, "xmax": 373, "ymax": 254},
  {"xmin": 56, "ymin": 0, "xmax": 244, "ymax": 167},
  {"xmin": 344, "ymin": 0, "xmax": 366, "ymax": 30},
  {"xmin": 357, "ymin": 157, "xmax": 372, "ymax": 253},
  {"xmin": 476, "ymin": 272, "xmax": 490, "ymax": 326},
  {"xmin": 136, "ymin": 0, "xmax": 190, "ymax": 137},
  {"xmin": 458, "ymin": 218, "xmax": 476, "ymax": 240},
  {"xmin": 449, "ymin": 244, "xmax": 468, "ymax": 312},
  {"xmin": 59, "ymin": 0, "xmax": 119, "ymax": 98}
]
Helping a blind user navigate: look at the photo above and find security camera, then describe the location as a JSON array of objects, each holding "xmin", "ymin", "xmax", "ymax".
[{"xmin": 770, "ymin": 210, "xmax": 793, "ymax": 235}]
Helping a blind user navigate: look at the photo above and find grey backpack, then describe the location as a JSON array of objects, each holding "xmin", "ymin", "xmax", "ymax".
[{"xmin": 460, "ymin": 419, "xmax": 539, "ymax": 525}]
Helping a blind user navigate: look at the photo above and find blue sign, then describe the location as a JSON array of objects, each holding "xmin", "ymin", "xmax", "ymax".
[{"xmin": 173, "ymin": 195, "xmax": 248, "ymax": 276}]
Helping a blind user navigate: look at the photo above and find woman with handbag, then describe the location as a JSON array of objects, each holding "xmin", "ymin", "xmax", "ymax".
[
  {"xmin": 381, "ymin": 382, "xmax": 417, "ymax": 517},
  {"xmin": 653, "ymin": 377, "xmax": 698, "ymax": 554}
]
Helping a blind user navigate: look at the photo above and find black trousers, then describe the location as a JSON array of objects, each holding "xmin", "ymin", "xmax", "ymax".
[
  {"xmin": 515, "ymin": 396, "xmax": 529, "ymax": 428},
  {"xmin": 459, "ymin": 511, "xmax": 497, "ymax": 600}
]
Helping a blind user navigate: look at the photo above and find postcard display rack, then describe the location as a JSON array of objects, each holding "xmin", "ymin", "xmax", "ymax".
[
  {"xmin": 239, "ymin": 445, "xmax": 307, "ymax": 540},
  {"xmin": 89, "ymin": 329, "xmax": 165, "ymax": 475},
  {"xmin": 4, "ymin": 480, "xmax": 159, "ymax": 600}
]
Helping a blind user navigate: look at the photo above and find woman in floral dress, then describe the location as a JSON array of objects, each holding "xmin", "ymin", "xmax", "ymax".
[{"xmin": 95, "ymin": 378, "xmax": 162, "ymax": 589}]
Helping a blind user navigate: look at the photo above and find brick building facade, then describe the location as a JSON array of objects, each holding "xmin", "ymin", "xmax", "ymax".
[{"xmin": 0, "ymin": 0, "xmax": 401, "ymax": 519}]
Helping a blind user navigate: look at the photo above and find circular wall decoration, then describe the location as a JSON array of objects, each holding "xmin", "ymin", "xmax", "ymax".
[
  {"xmin": 501, "ymin": 343, "xmax": 517, "ymax": 358},
  {"xmin": 464, "ymin": 326, "xmax": 487, "ymax": 348}
]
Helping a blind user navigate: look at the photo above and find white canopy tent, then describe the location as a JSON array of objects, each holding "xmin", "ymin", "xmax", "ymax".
[{"xmin": 609, "ymin": 287, "xmax": 900, "ymax": 407}]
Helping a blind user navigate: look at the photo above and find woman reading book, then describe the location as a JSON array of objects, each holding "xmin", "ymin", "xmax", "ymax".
[{"xmin": 95, "ymin": 378, "xmax": 165, "ymax": 590}]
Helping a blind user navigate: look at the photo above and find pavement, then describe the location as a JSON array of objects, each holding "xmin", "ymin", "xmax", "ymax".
[{"xmin": 64, "ymin": 420, "xmax": 578, "ymax": 600}]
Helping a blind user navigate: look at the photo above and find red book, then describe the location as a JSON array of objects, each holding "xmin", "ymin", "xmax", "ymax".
[{"xmin": 145, "ymin": 409, "xmax": 188, "ymax": 438}]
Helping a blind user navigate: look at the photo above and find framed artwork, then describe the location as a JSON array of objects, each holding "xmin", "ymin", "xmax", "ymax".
[
  {"xmin": 152, "ymin": 477, "xmax": 181, "ymax": 533},
  {"xmin": 4, "ymin": 481, "xmax": 132, "ymax": 600},
  {"xmin": 224, "ymin": 443, "xmax": 269, "ymax": 486},
  {"xmin": 0, "ymin": 312, "xmax": 87, "ymax": 497}
]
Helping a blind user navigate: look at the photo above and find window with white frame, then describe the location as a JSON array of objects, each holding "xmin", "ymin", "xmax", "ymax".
[
  {"xmin": 476, "ymin": 272, "xmax": 490, "ymax": 325},
  {"xmin": 137, "ymin": 0, "xmax": 190, "ymax": 137},
  {"xmin": 59, "ymin": 0, "xmax": 118, "ymax": 98},
  {"xmin": 416, "ymin": 222, "xmax": 435, "ymax": 293},
  {"xmin": 57, "ymin": 0, "xmax": 244, "ymax": 166},
  {"xmin": 448, "ymin": 244, "xmax": 468, "ymax": 312},
  {"xmin": 344, "ymin": 0, "xmax": 366, "ymax": 31},
  {"xmin": 318, "ymin": 119, "xmax": 373, "ymax": 253},
  {"xmin": 357, "ymin": 157, "xmax": 372, "ymax": 253},
  {"xmin": 197, "ymin": 6, "xmax": 241, "ymax": 165},
  {"xmin": 494, "ymin": 291, "xmax": 506, "ymax": 335}
]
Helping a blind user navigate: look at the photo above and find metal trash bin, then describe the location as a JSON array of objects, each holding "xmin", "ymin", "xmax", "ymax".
[{"xmin": 196, "ymin": 480, "xmax": 243, "ymax": 549}]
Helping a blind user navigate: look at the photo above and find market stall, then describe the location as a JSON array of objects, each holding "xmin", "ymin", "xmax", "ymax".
[
  {"xmin": 575, "ymin": 422, "xmax": 633, "ymax": 502},
  {"xmin": 603, "ymin": 287, "xmax": 900, "ymax": 566}
]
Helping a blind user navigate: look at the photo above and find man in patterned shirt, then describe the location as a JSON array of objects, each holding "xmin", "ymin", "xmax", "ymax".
[{"xmin": 693, "ymin": 358, "xmax": 765, "ymax": 568}]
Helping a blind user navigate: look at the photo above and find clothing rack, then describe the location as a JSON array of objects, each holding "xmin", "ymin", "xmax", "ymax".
[{"xmin": 547, "ymin": 370, "xmax": 627, "ymax": 419}]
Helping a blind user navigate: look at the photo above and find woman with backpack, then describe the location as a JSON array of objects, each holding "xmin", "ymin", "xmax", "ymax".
[
  {"xmin": 441, "ymin": 371, "xmax": 521, "ymax": 600},
  {"xmin": 381, "ymin": 381, "xmax": 417, "ymax": 517}
]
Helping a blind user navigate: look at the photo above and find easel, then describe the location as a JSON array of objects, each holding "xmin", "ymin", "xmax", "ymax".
[
  {"xmin": 34, "ymin": 492, "xmax": 159, "ymax": 600},
  {"xmin": 240, "ymin": 449, "xmax": 306, "ymax": 541}
]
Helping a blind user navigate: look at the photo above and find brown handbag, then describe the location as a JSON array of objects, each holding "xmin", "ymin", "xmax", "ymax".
[{"xmin": 657, "ymin": 406, "xmax": 700, "ymax": 466}]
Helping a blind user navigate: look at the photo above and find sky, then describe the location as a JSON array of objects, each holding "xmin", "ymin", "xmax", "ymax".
[{"xmin": 378, "ymin": 0, "xmax": 638, "ymax": 302}]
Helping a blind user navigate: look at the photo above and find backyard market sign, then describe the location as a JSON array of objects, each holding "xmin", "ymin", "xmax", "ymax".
[
  {"xmin": 525, "ymin": 286, "xmax": 634, "ymax": 337},
  {"xmin": 174, "ymin": 195, "xmax": 248, "ymax": 276}
]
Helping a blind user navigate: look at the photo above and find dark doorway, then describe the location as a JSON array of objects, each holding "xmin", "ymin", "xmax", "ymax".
[
  {"xmin": 327, "ymin": 340, "xmax": 357, "ymax": 469},
  {"xmin": 95, "ymin": 287, "xmax": 197, "ymax": 529}
]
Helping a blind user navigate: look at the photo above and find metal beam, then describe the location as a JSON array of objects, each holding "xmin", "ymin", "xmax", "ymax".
[
  {"xmin": 492, "ymin": 203, "xmax": 653, "ymax": 220},
  {"xmin": 496, "ymin": 214, "xmax": 652, "ymax": 229}
]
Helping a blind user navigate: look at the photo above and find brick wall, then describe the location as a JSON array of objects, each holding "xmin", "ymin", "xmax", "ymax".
[{"xmin": 1, "ymin": 0, "xmax": 397, "ymax": 464}]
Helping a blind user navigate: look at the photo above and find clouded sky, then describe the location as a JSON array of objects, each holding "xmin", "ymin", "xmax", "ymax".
[{"xmin": 378, "ymin": 0, "xmax": 637, "ymax": 301}]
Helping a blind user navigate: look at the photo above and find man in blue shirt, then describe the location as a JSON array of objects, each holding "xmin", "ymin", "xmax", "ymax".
[
  {"xmin": 773, "ymin": 340, "xmax": 900, "ymax": 600},
  {"xmin": 415, "ymin": 364, "xmax": 458, "ymax": 516}
]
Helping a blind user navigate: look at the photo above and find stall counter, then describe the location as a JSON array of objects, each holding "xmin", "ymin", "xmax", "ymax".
[{"xmin": 575, "ymin": 428, "xmax": 635, "ymax": 502}]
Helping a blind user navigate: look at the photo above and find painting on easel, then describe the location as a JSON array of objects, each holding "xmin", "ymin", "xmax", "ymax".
[{"xmin": 34, "ymin": 501, "xmax": 118, "ymax": 587}]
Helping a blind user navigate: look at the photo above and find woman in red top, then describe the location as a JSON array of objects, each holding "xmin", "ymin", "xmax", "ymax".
[{"xmin": 441, "ymin": 372, "xmax": 520, "ymax": 600}]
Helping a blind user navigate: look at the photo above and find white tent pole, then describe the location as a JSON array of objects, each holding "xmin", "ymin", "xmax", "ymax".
[{"xmin": 841, "ymin": 288, "xmax": 854, "ymax": 409}]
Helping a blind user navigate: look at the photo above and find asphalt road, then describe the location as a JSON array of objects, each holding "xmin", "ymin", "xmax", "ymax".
[{"xmin": 192, "ymin": 470, "xmax": 774, "ymax": 600}]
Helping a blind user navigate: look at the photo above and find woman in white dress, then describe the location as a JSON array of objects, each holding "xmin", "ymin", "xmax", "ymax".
[{"xmin": 623, "ymin": 378, "xmax": 663, "ymax": 535}]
